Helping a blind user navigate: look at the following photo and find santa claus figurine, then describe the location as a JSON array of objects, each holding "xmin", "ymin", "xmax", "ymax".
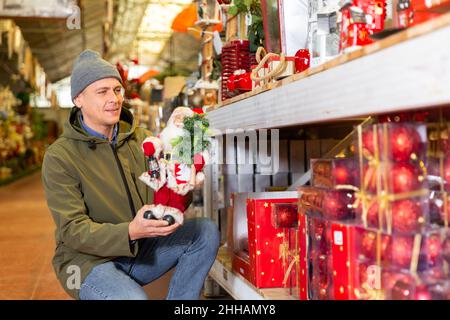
[{"xmin": 139, "ymin": 107, "xmax": 209, "ymax": 225}]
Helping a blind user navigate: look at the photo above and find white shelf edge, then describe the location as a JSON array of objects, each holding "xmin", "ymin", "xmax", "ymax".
[
  {"xmin": 208, "ymin": 23, "xmax": 450, "ymax": 132},
  {"xmin": 209, "ymin": 259, "xmax": 265, "ymax": 300}
]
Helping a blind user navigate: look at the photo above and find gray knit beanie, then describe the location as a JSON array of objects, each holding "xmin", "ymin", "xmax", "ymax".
[{"xmin": 70, "ymin": 49, "xmax": 123, "ymax": 102}]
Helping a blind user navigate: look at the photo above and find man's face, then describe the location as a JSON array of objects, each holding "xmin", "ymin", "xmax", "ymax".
[{"xmin": 74, "ymin": 78, "xmax": 124, "ymax": 129}]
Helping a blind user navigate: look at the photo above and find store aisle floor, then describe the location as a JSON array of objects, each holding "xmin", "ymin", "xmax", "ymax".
[
  {"xmin": 0, "ymin": 171, "xmax": 175, "ymax": 300},
  {"xmin": 0, "ymin": 171, "xmax": 69, "ymax": 299}
]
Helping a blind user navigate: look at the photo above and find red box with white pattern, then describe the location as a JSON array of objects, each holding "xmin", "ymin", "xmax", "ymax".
[{"xmin": 246, "ymin": 191, "xmax": 299, "ymax": 288}]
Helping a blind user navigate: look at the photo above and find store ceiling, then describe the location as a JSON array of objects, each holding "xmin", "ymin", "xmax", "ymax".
[
  {"xmin": 14, "ymin": 0, "xmax": 105, "ymax": 83},
  {"xmin": 12, "ymin": 0, "xmax": 200, "ymax": 84},
  {"xmin": 108, "ymin": 0, "xmax": 200, "ymax": 72}
]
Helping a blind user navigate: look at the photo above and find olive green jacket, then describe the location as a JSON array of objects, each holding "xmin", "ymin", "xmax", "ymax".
[{"xmin": 41, "ymin": 107, "xmax": 153, "ymax": 299}]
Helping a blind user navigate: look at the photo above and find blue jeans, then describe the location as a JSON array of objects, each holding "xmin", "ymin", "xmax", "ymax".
[{"xmin": 78, "ymin": 218, "xmax": 220, "ymax": 300}]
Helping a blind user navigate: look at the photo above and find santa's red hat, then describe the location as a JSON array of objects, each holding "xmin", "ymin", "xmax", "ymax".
[{"xmin": 142, "ymin": 136, "xmax": 163, "ymax": 157}]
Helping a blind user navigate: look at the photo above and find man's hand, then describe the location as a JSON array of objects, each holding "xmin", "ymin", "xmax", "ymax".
[{"xmin": 128, "ymin": 204, "xmax": 180, "ymax": 241}]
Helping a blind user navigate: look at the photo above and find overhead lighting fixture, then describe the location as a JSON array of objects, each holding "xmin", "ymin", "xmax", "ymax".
[{"xmin": 136, "ymin": 0, "xmax": 193, "ymax": 66}]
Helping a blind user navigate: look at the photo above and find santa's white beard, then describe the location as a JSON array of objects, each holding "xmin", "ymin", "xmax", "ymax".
[{"xmin": 159, "ymin": 124, "xmax": 187, "ymax": 153}]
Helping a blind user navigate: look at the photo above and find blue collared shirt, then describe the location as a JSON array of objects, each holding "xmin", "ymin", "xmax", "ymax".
[{"xmin": 79, "ymin": 114, "xmax": 119, "ymax": 145}]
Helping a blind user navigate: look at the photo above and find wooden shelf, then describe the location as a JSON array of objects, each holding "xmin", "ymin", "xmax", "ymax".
[
  {"xmin": 207, "ymin": 12, "xmax": 450, "ymax": 134},
  {"xmin": 209, "ymin": 246, "xmax": 295, "ymax": 300}
]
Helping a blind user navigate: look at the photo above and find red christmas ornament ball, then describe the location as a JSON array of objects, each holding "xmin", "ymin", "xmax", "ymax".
[
  {"xmin": 414, "ymin": 285, "xmax": 433, "ymax": 300},
  {"xmin": 391, "ymin": 280, "xmax": 414, "ymax": 300},
  {"xmin": 360, "ymin": 231, "xmax": 378, "ymax": 259},
  {"xmin": 390, "ymin": 162, "xmax": 421, "ymax": 193},
  {"xmin": 389, "ymin": 126, "xmax": 422, "ymax": 162},
  {"xmin": 322, "ymin": 190, "xmax": 354, "ymax": 220},
  {"xmin": 362, "ymin": 128, "xmax": 377, "ymax": 158},
  {"xmin": 389, "ymin": 236, "xmax": 414, "ymax": 268},
  {"xmin": 359, "ymin": 229, "xmax": 391, "ymax": 261},
  {"xmin": 275, "ymin": 204, "xmax": 298, "ymax": 228},
  {"xmin": 332, "ymin": 160, "xmax": 355, "ymax": 186},
  {"xmin": 362, "ymin": 162, "xmax": 390, "ymax": 194},
  {"xmin": 365, "ymin": 201, "xmax": 381, "ymax": 228},
  {"xmin": 383, "ymin": 271, "xmax": 414, "ymax": 299},
  {"xmin": 392, "ymin": 199, "xmax": 422, "ymax": 233},
  {"xmin": 423, "ymin": 234, "xmax": 442, "ymax": 267}
]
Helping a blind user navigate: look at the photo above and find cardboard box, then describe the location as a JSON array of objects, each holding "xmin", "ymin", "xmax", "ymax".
[
  {"xmin": 289, "ymin": 140, "xmax": 305, "ymax": 173},
  {"xmin": 272, "ymin": 172, "xmax": 290, "ymax": 187},
  {"xmin": 254, "ymin": 174, "xmax": 271, "ymax": 192}
]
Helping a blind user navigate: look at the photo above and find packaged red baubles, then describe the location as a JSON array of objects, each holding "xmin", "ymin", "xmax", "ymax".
[
  {"xmin": 356, "ymin": 0, "xmax": 387, "ymax": 33},
  {"xmin": 340, "ymin": 1, "xmax": 374, "ymax": 52},
  {"xmin": 298, "ymin": 186, "xmax": 356, "ymax": 222},
  {"xmin": 355, "ymin": 122, "xmax": 429, "ymax": 234},
  {"xmin": 353, "ymin": 227, "xmax": 448, "ymax": 300},
  {"xmin": 311, "ymin": 158, "xmax": 358, "ymax": 189},
  {"xmin": 397, "ymin": 0, "xmax": 415, "ymax": 28}
]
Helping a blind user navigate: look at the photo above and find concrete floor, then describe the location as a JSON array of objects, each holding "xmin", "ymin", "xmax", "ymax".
[{"xmin": 0, "ymin": 171, "xmax": 179, "ymax": 300}]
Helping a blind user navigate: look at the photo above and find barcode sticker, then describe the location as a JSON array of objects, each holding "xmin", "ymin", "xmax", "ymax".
[{"xmin": 333, "ymin": 230, "xmax": 343, "ymax": 245}]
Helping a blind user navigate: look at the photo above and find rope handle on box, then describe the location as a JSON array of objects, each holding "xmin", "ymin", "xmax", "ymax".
[{"xmin": 251, "ymin": 46, "xmax": 287, "ymax": 82}]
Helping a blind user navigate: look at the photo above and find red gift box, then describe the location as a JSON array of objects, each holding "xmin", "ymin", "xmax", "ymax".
[
  {"xmin": 397, "ymin": 0, "xmax": 415, "ymax": 28},
  {"xmin": 331, "ymin": 223, "xmax": 359, "ymax": 300},
  {"xmin": 410, "ymin": 0, "xmax": 450, "ymax": 26},
  {"xmin": 340, "ymin": 4, "xmax": 374, "ymax": 52},
  {"xmin": 353, "ymin": 0, "xmax": 387, "ymax": 33},
  {"xmin": 232, "ymin": 191, "xmax": 299, "ymax": 288},
  {"xmin": 232, "ymin": 251, "xmax": 252, "ymax": 280},
  {"xmin": 231, "ymin": 192, "xmax": 252, "ymax": 284},
  {"xmin": 411, "ymin": 0, "xmax": 450, "ymax": 11},
  {"xmin": 297, "ymin": 212, "xmax": 309, "ymax": 300},
  {"xmin": 227, "ymin": 70, "xmax": 253, "ymax": 94},
  {"xmin": 247, "ymin": 192, "xmax": 299, "ymax": 288},
  {"xmin": 271, "ymin": 203, "xmax": 298, "ymax": 229}
]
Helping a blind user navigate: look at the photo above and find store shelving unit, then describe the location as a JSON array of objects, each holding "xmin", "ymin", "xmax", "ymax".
[
  {"xmin": 209, "ymin": 247, "xmax": 295, "ymax": 300},
  {"xmin": 207, "ymin": 12, "xmax": 450, "ymax": 133},
  {"xmin": 206, "ymin": 12, "xmax": 450, "ymax": 299}
]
